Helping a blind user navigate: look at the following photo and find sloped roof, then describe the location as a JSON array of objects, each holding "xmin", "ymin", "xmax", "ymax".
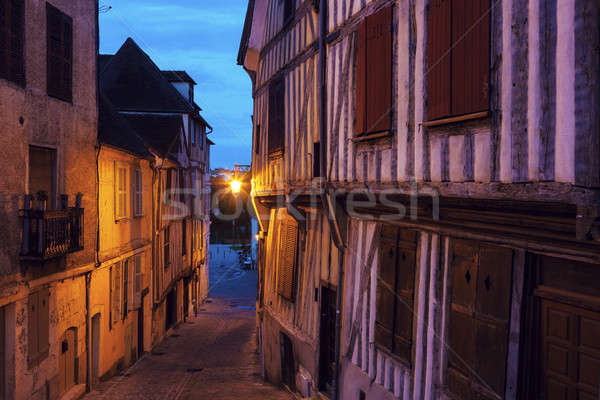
[
  {"xmin": 99, "ymin": 38, "xmax": 195, "ymax": 113},
  {"xmin": 121, "ymin": 114, "xmax": 183, "ymax": 158},
  {"xmin": 98, "ymin": 54, "xmax": 114, "ymax": 74},
  {"xmin": 162, "ymin": 70, "xmax": 196, "ymax": 84},
  {"xmin": 98, "ymin": 94, "xmax": 152, "ymax": 158},
  {"xmin": 238, "ymin": 0, "xmax": 255, "ymax": 66}
]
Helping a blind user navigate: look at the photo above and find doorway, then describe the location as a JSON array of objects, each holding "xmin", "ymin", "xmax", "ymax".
[
  {"xmin": 319, "ymin": 286, "xmax": 336, "ymax": 395},
  {"xmin": 91, "ymin": 314, "xmax": 100, "ymax": 386},
  {"xmin": 523, "ymin": 255, "xmax": 600, "ymax": 399},
  {"xmin": 59, "ymin": 328, "xmax": 77, "ymax": 395},
  {"xmin": 280, "ymin": 332, "xmax": 295, "ymax": 391},
  {"xmin": 166, "ymin": 288, "xmax": 177, "ymax": 331}
]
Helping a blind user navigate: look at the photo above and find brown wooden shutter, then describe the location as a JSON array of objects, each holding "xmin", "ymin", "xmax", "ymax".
[
  {"xmin": 268, "ymin": 77, "xmax": 285, "ymax": 154},
  {"xmin": 451, "ymin": 0, "xmax": 490, "ymax": 116},
  {"xmin": 375, "ymin": 225, "xmax": 398, "ymax": 352},
  {"xmin": 38, "ymin": 288, "xmax": 50, "ymax": 354},
  {"xmin": 426, "ymin": 0, "xmax": 452, "ymax": 120},
  {"xmin": 111, "ymin": 264, "xmax": 121, "ymax": 326},
  {"xmin": 28, "ymin": 292, "xmax": 39, "ymax": 357},
  {"xmin": 355, "ymin": 20, "xmax": 366, "ymax": 135},
  {"xmin": 365, "ymin": 6, "xmax": 392, "ymax": 134},
  {"xmin": 0, "ymin": 0, "xmax": 25, "ymax": 86},
  {"xmin": 46, "ymin": 3, "xmax": 72, "ymax": 101},
  {"xmin": 277, "ymin": 218, "xmax": 298, "ymax": 301},
  {"xmin": 393, "ymin": 230, "xmax": 417, "ymax": 362}
]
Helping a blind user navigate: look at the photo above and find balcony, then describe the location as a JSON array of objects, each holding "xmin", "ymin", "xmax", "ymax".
[{"xmin": 20, "ymin": 194, "xmax": 84, "ymax": 261}]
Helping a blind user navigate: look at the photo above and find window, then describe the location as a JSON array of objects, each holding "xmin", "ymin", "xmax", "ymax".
[
  {"xmin": 268, "ymin": 77, "xmax": 285, "ymax": 155},
  {"xmin": 122, "ymin": 259, "xmax": 129, "ymax": 319},
  {"xmin": 115, "ymin": 164, "xmax": 128, "ymax": 219},
  {"xmin": 254, "ymin": 124, "xmax": 260, "ymax": 155},
  {"xmin": 282, "ymin": 0, "xmax": 294, "ymax": 25},
  {"xmin": 0, "ymin": 0, "xmax": 25, "ymax": 86},
  {"xmin": 182, "ymin": 219, "xmax": 187, "ymax": 256},
  {"xmin": 164, "ymin": 226, "xmax": 170, "ymax": 268},
  {"xmin": 133, "ymin": 168, "xmax": 142, "ymax": 216},
  {"xmin": 447, "ymin": 240, "xmax": 512, "ymax": 399},
  {"xmin": 28, "ymin": 288, "xmax": 50, "ymax": 364},
  {"xmin": 110, "ymin": 263, "xmax": 121, "ymax": 328},
  {"xmin": 46, "ymin": 2, "xmax": 72, "ymax": 102},
  {"xmin": 29, "ymin": 146, "xmax": 56, "ymax": 208},
  {"xmin": 191, "ymin": 123, "xmax": 197, "ymax": 145},
  {"xmin": 355, "ymin": 6, "xmax": 393, "ymax": 137},
  {"xmin": 426, "ymin": 0, "xmax": 490, "ymax": 121},
  {"xmin": 375, "ymin": 225, "xmax": 417, "ymax": 364},
  {"xmin": 277, "ymin": 217, "xmax": 299, "ymax": 301}
]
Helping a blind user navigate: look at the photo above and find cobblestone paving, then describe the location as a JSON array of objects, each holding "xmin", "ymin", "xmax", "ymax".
[{"xmin": 83, "ymin": 297, "xmax": 292, "ymax": 400}]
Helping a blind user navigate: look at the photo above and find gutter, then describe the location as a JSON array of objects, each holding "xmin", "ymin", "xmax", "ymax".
[{"xmin": 317, "ymin": 2, "xmax": 346, "ymax": 400}]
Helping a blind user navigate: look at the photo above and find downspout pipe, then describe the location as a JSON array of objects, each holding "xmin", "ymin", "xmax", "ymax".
[{"xmin": 317, "ymin": 2, "xmax": 346, "ymax": 400}]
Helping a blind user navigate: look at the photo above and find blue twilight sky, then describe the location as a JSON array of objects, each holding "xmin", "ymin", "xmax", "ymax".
[{"xmin": 99, "ymin": 0, "xmax": 252, "ymax": 170}]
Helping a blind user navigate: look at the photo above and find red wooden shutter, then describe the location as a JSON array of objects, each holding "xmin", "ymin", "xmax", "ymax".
[
  {"xmin": 365, "ymin": 6, "xmax": 392, "ymax": 134},
  {"xmin": 268, "ymin": 77, "xmax": 285, "ymax": 154},
  {"xmin": 451, "ymin": 0, "xmax": 490, "ymax": 116},
  {"xmin": 355, "ymin": 20, "xmax": 366, "ymax": 136},
  {"xmin": 426, "ymin": 0, "xmax": 452, "ymax": 120}
]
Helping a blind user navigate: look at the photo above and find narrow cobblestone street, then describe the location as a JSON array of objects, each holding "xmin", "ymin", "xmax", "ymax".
[{"xmin": 84, "ymin": 262, "xmax": 292, "ymax": 400}]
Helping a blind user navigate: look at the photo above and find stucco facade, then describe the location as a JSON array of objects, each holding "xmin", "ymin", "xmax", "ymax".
[{"xmin": 0, "ymin": 0, "xmax": 98, "ymax": 399}]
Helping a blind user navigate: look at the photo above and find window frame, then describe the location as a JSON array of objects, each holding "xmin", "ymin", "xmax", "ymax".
[
  {"xmin": 0, "ymin": 0, "xmax": 25, "ymax": 87},
  {"xmin": 46, "ymin": 2, "xmax": 72, "ymax": 102},
  {"xmin": 268, "ymin": 76, "xmax": 285, "ymax": 156}
]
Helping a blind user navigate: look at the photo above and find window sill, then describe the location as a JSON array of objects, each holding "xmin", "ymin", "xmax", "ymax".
[
  {"xmin": 47, "ymin": 93, "xmax": 73, "ymax": 104},
  {"xmin": 351, "ymin": 131, "xmax": 393, "ymax": 143},
  {"xmin": 422, "ymin": 111, "xmax": 489, "ymax": 127},
  {"xmin": 115, "ymin": 217, "xmax": 130, "ymax": 223}
]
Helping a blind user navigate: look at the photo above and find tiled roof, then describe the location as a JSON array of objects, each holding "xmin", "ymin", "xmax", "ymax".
[
  {"xmin": 99, "ymin": 38, "xmax": 195, "ymax": 113},
  {"xmin": 98, "ymin": 94, "xmax": 152, "ymax": 158},
  {"xmin": 121, "ymin": 113, "xmax": 183, "ymax": 158}
]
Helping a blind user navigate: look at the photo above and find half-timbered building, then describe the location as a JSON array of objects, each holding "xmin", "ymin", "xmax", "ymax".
[{"xmin": 239, "ymin": 0, "xmax": 599, "ymax": 399}]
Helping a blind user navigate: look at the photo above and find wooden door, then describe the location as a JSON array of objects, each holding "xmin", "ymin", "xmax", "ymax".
[
  {"xmin": 319, "ymin": 286, "xmax": 336, "ymax": 395},
  {"xmin": 59, "ymin": 329, "xmax": 76, "ymax": 395},
  {"xmin": 539, "ymin": 300, "xmax": 600, "ymax": 400},
  {"xmin": 91, "ymin": 315, "xmax": 100, "ymax": 385},
  {"xmin": 524, "ymin": 255, "xmax": 600, "ymax": 399}
]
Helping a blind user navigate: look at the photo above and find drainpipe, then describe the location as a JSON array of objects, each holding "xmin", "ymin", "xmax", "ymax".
[
  {"xmin": 85, "ymin": 272, "xmax": 91, "ymax": 392},
  {"xmin": 317, "ymin": 2, "xmax": 346, "ymax": 400}
]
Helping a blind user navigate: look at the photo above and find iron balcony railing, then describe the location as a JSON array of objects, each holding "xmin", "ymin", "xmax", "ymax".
[{"xmin": 20, "ymin": 195, "xmax": 84, "ymax": 260}]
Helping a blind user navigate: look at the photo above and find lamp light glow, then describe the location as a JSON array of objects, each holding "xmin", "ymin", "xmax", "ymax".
[{"xmin": 230, "ymin": 179, "xmax": 241, "ymax": 193}]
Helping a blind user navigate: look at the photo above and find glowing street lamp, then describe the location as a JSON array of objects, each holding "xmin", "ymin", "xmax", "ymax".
[{"xmin": 230, "ymin": 179, "xmax": 241, "ymax": 194}]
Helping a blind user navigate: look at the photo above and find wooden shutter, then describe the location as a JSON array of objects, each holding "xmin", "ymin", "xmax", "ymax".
[
  {"xmin": 38, "ymin": 288, "xmax": 49, "ymax": 354},
  {"xmin": 355, "ymin": 6, "xmax": 393, "ymax": 136},
  {"xmin": 268, "ymin": 77, "xmax": 285, "ymax": 155},
  {"xmin": 255, "ymin": 125, "xmax": 260, "ymax": 155},
  {"xmin": 375, "ymin": 225, "xmax": 398, "ymax": 352},
  {"xmin": 46, "ymin": 3, "xmax": 72, "ymax": 101},
  {"xmin": 426, "ymin": 0, "xmax": 452, "ymax": 120},
  {"xmin": 133, "ymin": 254, "xmax": 142, "ymax": 309},
  {"xmin": 134, "ymin": 169, "xmax": 142, "ymax": 216},
  {"xmin": 0, "ymin": 0, "xmax": 25, "ymax": 86},
  {"xmin": 164, "ymin": 226, "xmax": 170, "ymax": 267},
  {"xmin": 111, "ymin": 264, "xmax": 121, "ymax": 327},
  {"xmin": 451, "ymin": 0, "xmax": 490, "ymax": 116},
  {"xmin": 28, "ymin": 292, "xmax": 39, "ymax": 358},
  {"xmin": 277, "ymin": 218, "xmax": 298, "ymax": 301}
]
